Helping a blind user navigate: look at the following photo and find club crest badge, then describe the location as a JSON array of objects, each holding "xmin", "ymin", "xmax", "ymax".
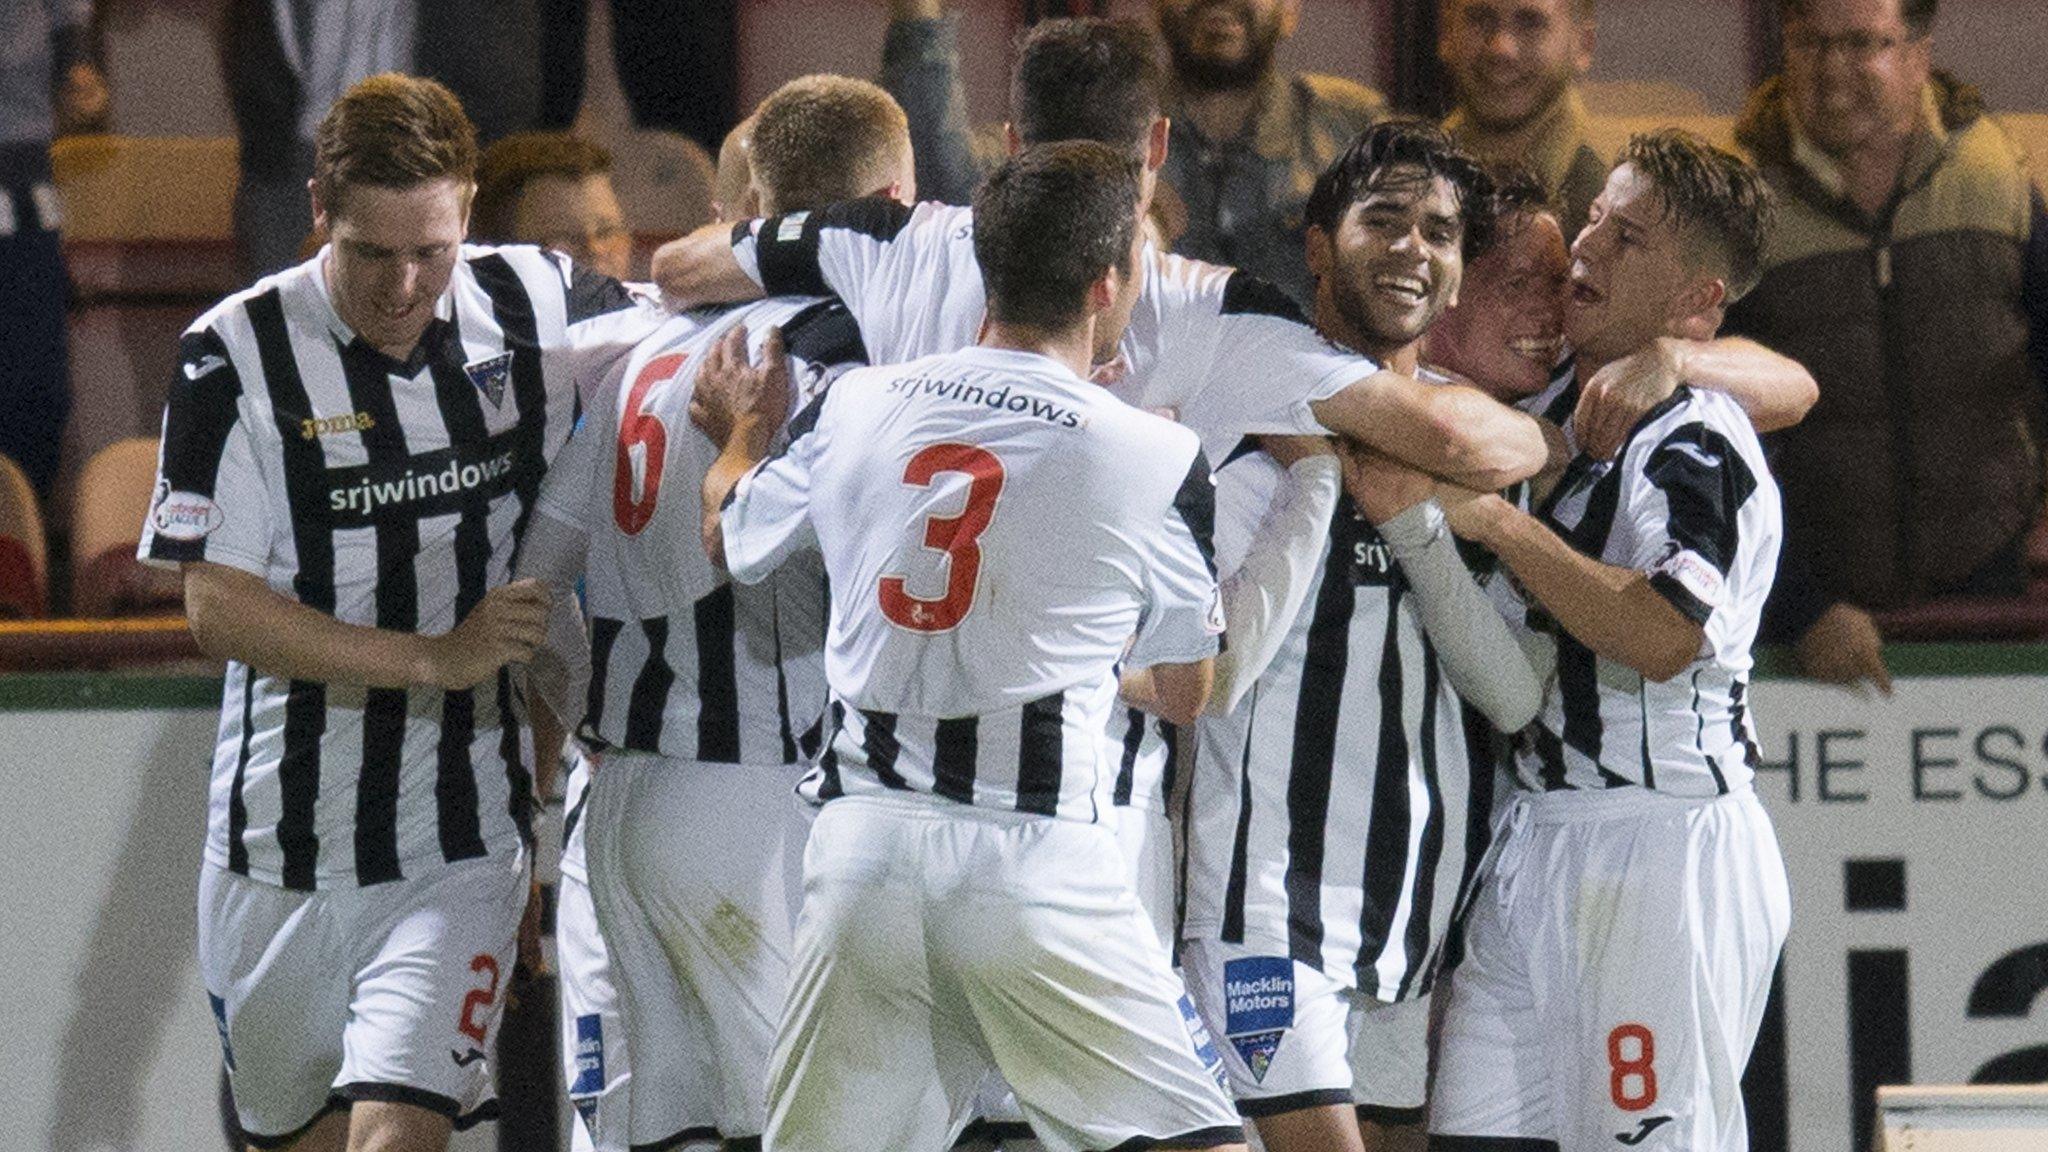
[
  {"xmin": 464, "ymin": 351, "xmax": 514, "ymax": 409},
  {"xmin": 1222, "ymin": 956, "xmax": 1294, "ymax": 1083}
]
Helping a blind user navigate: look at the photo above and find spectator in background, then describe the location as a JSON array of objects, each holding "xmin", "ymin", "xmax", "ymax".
[
  {"xmin": 535, "ymin": 0, "xmax": 740, "ymax": 157},
  {"xmin": 1728, "ymin": 0, "xmax": 2048, "ymax": 691},
  {"xmin": 473, "ymin": 131, "xmax": 634, "ymax": 280},
  {"xmin": 1, "ymin": 0, "xmax": 103, "ymax": 500},
  {"xmin": 222, "ymin": 0, "xmax": 541, "ymax": 278},
  {"xmin": 1438, "ymin": 0, "xmax": 1606, "ymax": 244},
  {"xmin": 880, "ymin": 0, "xmax": 1382, "ymax": 303}
]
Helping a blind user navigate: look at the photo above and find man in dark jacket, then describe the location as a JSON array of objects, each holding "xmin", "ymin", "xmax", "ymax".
[{"xmin": 1727, "ymin": 0, "xmax": 2048, "ymax": 691}]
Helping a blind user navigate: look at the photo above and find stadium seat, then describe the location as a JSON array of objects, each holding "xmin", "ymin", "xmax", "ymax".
[
  {"xmin": 0, "ymin": 454, "xmax": 49, "ymax": 619},
  {"xmin": 53, "ymin": 135, "xmax": 240, "ymax": 540},
  {"xmin": 70, "ymin": 438, "xmax": 183, "ymax": 618}
]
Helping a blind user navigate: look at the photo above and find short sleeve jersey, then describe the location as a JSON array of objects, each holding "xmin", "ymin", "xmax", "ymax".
[
  {"xmin": 732, "ymin": 199, "xmax": 1372, "ymax": 461},
  {"xmin": 1514, "ymin": 386, "xmax": 1782, "ymax": 796},
  {"xmin": 138, "ymin": 244, "xmax": 664, "ymax": 890},
  {"xmin": 722, "ymin": 345, "xmax": 1224, "ymax": 821},
  {"xmin": 534, "ymin": 296, "xmax": 866, "ymax": 765}
]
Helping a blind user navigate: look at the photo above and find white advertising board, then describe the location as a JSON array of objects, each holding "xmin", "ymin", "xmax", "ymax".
[{"xmin": 1749, "ymin": 658, "xmax": 2048, "ymax": 1152}]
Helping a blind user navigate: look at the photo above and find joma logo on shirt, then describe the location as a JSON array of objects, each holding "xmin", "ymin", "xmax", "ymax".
[{"xmin": 301, "ymin": 411, "xmax": 375, "ymax": 440}]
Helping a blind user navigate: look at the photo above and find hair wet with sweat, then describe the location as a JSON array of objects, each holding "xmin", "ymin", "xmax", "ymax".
[
  {"xmin": 1304, "ymin": 120, "xmax": 1503, "ymax": 261},
  {"xmin": 1619, "ymin": 130, "xmax": 1775, "ymax": 302}
]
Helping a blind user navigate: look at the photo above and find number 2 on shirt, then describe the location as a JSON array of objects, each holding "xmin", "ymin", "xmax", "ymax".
[
  {"xmin": 880, "ymin": 443, "xmax": 1005, "ymax": 633},
  {"xmin": 613, "ymin": 351, "xmax": 689, "ymax": 534}
]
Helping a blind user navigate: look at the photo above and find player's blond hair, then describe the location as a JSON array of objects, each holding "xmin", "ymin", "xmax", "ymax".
[{"xmin": 747, "ymin": 75, "xmax": 911, "ymax": 216}]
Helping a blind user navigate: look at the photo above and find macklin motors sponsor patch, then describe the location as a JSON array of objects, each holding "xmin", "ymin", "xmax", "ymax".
[{"xmin": 1222, "ymin": 955, "xmax": 1294, "ymax": 1083}]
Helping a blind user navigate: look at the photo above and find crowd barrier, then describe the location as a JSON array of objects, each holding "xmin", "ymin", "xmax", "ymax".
[{"xmin": 4, "ymin": 645, "xmax": 2047, "ymax": 1151}]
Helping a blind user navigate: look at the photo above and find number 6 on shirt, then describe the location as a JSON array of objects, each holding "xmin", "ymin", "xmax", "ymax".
[{"xmin": 880, "ymin": 443, "xmax": 1005, "ymax": 633}]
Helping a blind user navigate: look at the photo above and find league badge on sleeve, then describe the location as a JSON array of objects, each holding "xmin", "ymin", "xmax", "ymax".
[
  {"xmin": 465, "ymin": 351, "xmax": 515, "ymax": 409},
  {"xmin": 1222, "ymin": 956, "xmax": 1295, "ymax": 1083}
]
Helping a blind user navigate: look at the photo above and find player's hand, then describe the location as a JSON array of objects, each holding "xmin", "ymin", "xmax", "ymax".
[
  {"xmin": 1439, "ymin": 487, "xmax": 1504, "ymax": 541},
  {"xmin": 1258, "ymin": 434, "xmax": 1335, "ymax": 469},
  {"xmin": 691, "ymin": 325, "xmax": 791, "ymax": 452},
  {"xmin": 1336, "ymin": 442, "xmax": 1435, "ymax": 526},
  {"xmin": 1573, "ymin": 337, "xmax": 1686, "ymax": 460},
  {"xmin": 427, "ymin": 579, "xmax": 553, "ymax": 690},
  {"xmin": 1794, "ymin": 602, "xmax": 1893, "ymax": 697}
]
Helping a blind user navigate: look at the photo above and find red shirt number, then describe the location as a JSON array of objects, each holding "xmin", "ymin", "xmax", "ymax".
[
  {"xmin": 879, "ymin": 443, "xmax": 1005, "ymax": 633},
  {"xmin": 613, "ymin": 351, "xmax": 689, "ymax": 535}
]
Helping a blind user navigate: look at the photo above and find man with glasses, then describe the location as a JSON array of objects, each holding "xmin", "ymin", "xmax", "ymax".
[{"xmin": 1728, "ymin": 0, "xmax": 2048, "ymax": 694}]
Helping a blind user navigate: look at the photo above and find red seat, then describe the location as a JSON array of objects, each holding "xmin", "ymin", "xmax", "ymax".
[
  {"xmin": 0, "ymin": 455, "xmax": 47, "ymax": 618},
  {"xmin": 71, "ymin": 437, "xmax": 183, "ymax": 618}
]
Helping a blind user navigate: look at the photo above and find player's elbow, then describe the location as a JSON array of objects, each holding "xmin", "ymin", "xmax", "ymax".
[
  {"xmin": 1630, "ymin": 622, "xmax": 1706, "ymax": 684},
  {"xmin": 182, "ymin": 564, "xmax": 246, "ymax": 662}
]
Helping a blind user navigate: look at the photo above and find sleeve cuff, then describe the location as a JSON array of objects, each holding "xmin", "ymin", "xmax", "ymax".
[
  {"xmin": 1648, "ymin": 570, "xmax": 1715, "ymax": 626},
  {"xmin": 1377, "ymin": 498, "xmax": 1447, "ymax": 556}
]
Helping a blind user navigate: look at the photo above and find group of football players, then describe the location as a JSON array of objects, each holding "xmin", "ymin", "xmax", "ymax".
[{"xmin": 146, "ymin": 16, "xmax": 1811, "ymax": 1152}]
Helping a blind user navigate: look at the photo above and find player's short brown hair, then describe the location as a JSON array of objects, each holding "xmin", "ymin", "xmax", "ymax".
[
  {"xmin": 1013, "ymin": 18, "xmax": 1165, "ymax": 158},
  {"xmin": 1620, "ymin": 130, "xmax": 1775, "ymax": 302},
  {"xmin": 470, "ymin": 132, "xmax": 614, "ymax": 243},
  {"xmin": 747, "ymin": 75, "xmax": 910, "ymax": 215},
  {"xmin": 313, "ymin": 73, "xmax": 479, "ymax": 217},
  {"xmin": 973, "ymin": 141, "xmax": 1142, "ymax": 331}
]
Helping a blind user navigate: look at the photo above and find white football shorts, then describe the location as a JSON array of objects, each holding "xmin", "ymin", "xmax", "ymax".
[
  {"xmin": 1181, "ymin": 940, "xmax": 1432, "ymax": 1124},
  {"xmin": 1429, "ymin": 786, "xmax": 1790, "ymax": 1151},
  {"xmin": 764, "ymin": 794, "xmax": 1242, "ymax": 1152},
  {"xmin": 198, "ymin": 848, "xmax": 528, "ymax": 1145},
  {"xmin": 582, "ymin": 750, "xmax": 807, "ymax": 1146},
  {"xmin": 557, "ymin": 758, "xmax": 630, "ymax": 1152}
]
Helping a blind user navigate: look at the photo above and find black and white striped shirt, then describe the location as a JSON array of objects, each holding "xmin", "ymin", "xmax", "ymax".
[
  {"xmin": 722, "ymin": 346, "xmax": 1225, "ymax": 823},
  {"xmin": 533, "ymin": 297, "xmax": 866, "ymax": 764},
  {"xmin": 1183, "ymin": 448, "xmax": 1492, "ymax": 1000},
  {"xmin": 1510, "ymin": 385, "xmax": 1781, "ymax": 796},
  {"xmin": 141, "ymin": 245, "xmax": 661, "ymax": 890}
]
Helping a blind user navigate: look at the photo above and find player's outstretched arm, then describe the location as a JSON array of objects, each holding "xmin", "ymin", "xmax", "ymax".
[
  {"xmin": 1342, "ymin": 447, "xmax": 1545, "ymax": 730},
  {"xmin": 184, "ymin": 562, "xmax": 553, "ymax": 690},
  {"xmin": 652, "ymin": 222, "xmax": 767, "ymax": 311},
  {"xmin": 1309, "ymin": 369, "xmax": 1548, "ymax": 493},
  {"xmin": 1445, "ymin": 495, "xmax": 1705, "ymax": 683},
  {"xmin": 1206, "ymin": 437, "xmax": 1343, "ymax": 716},
  {"xmin": 1574, "ymin": 336, "xmax": 1818, "ymax": 459}
]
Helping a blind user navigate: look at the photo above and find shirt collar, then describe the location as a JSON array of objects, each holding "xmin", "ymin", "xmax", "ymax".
[
  {"xmin": 1784, "ymin": 81, "xmax": 1949, "ymax": 201},
  {"xmin": 1444, "ymin": 86, "xmax": 1591, "ymax": 193},
  {"xmin": 1165, "ymin": 69, "xmax": 1301, "ymax": 161}
]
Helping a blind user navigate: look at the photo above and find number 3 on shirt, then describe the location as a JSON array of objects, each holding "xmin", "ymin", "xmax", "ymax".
[
  {"xmin": 880, "ymin": 443, "xmax": 1005, "ymax": 633},
  {"xmin": 613, "ymin": 351, "xmax": 689, "ymax": 534}
]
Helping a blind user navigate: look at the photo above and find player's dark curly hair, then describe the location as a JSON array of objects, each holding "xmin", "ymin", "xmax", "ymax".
[
  {"xmin": 973, "ymin": 142, "xmax": 1142, "ymax": 331},
  {"xmin": 1013, "ymin": 18, "xmax": 1165, "ymax": 160},
  {"xmin": 1619, "ymin": 130, "xmax": 1776, "ymax": 302},
  {"xmin": 1303, "ymin": 120, "xmax": 1500, "ymax": 262}
]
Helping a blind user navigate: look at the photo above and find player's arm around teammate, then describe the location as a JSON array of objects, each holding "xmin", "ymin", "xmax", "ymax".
[{"xmin": 186, "ymin": 563, "xmax": 553, "ymax": 691}]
